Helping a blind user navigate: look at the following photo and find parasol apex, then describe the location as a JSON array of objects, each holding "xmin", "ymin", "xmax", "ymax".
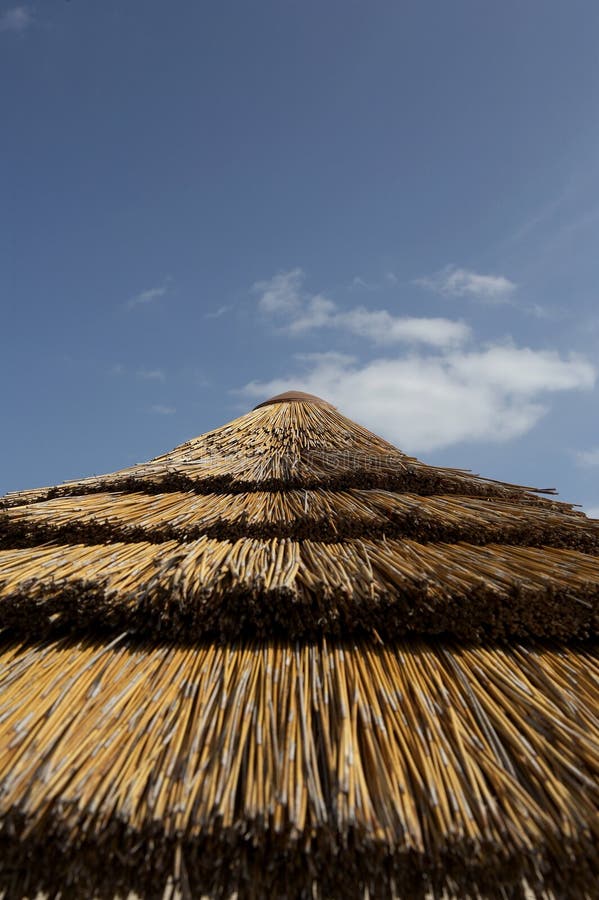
[{"xmin": 253, "ymin": 390, "xmax": 336, "ymax": 410}]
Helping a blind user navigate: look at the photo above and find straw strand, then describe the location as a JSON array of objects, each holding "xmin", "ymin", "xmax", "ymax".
[{"xmin": 0, "ymin": 635, "xmax": 596, "ymax": 898}]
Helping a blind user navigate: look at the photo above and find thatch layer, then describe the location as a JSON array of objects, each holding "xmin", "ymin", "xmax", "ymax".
[
  {"xmin": 0, "ymin": 636, "xmax": 597, "ymax": 899},
  {"xmin": 0, "ymin": 537, "xmax": 597, "ymax": 642},
  {"xmin": 2, "ymin": 396, "xmax": 597, "ymax": 899},
  {"xmin": 0, "ymin": 402, "xmax": 564, "ymax": 507},
  {"xmin": 1, "ymin": 489, "xmax": 596, "ymax": 550}
]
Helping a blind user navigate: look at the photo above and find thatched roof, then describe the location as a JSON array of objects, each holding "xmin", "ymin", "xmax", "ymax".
[{"xmin": 0, "ymin": 395, "xmax": 598, "ymax": 899}]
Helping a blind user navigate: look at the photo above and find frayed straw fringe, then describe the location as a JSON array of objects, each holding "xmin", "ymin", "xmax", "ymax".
[
  {"xmin": 1, "ymin": 489, "xmax": 596, "ymax": 550},
  {"xmin": 0, "ymin": 537, "xmax": 597, "ymax": 641},
  {"xmin": 1, "ymin": 399, "xmax": 597, "ymax": 898},
  {"xmin": 0, "ymin": 403, "xmax": 564, "ymax": 508},
  {"xmin": 0, "ymin": 636, "xmax": 597, "ymax": 899}
]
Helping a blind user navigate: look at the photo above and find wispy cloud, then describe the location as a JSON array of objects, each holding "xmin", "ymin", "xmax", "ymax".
[
  {"xmin": 524, "ymin": 303, "xmax": 562, "ymax": 320},
  {"xmin": 350, "ymin": 276, "xmax": 377, "ymax": 291},
  {"xmin": 504, "ymin": 193, "xmax": 568, "ymax": 247},
  {"xmin": 0, "ymin": 6, "xmax": 33, "ymax": 33},
  {"xmin": 497, "ymin": 174, "xmax": 599, "ymax": 274},
  {"xmin": 126, "ymin": 277, "xmax": 172, "ymax": 310},
  {"xmin": 585, "ymin": 507, "xmax": 599, "ymax": 519},
  {"xmin": 204, "ymin": 305, "xmax": 231, "ymax": 319},
  {"xmin": 254, "ymin": 269, "xmax": 470, "ymax": 349},
  {"xmin": 253, "ymin": 268, "xmax": 303, "ymax": 315},
  {"xmin": 240, "ymin": 345, "xmax": 594, "ymax": 454},
  {"xmin": 415, "ymin": 265, "xmax": 516, "ymax": 303},
  {"xmin": 575, "ymin": 448, "xmax": 599, "ymax": 467},
  {"xmin": 138, "ymin": 368, "xmax": 166, "ymax": 381},
  {"xmin": 331, "ymin": 309, "xmax": 468, "ymax": 347},
  {"xmin": 349, "ymin": 272, "xmax": 398, "ymax": 291},
  {"xmin": 149, "ymin": 404, "xmax": 176, "ymax": 415}
]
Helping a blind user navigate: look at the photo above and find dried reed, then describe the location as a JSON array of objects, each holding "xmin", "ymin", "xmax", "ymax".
[
  {"xmin": 1, "ymin": 489, "xmax": 596, "ymax": 550},
  {"xmin": 0, "ymin": 397, "xmax": 597, "ymax": 899},
  {"xmin": 0, "ymin": 635, "xmax": 597, "ymax": 899},
  {"xmin": 0, "ymin": 402, "xmax": 564, "ymax": 507},
  {"xmin": 0, "ymin": 536, "xmax": 597, "ymax": 642}
]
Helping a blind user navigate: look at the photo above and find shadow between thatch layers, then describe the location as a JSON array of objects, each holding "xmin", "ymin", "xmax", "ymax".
[{"xmin": 0, "ymin": 536, "xmax": 597, "ymax": 642}]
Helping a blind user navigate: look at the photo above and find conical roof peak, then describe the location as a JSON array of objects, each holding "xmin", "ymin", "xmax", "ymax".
[
  {"xmin": 0, "ymin": 398, "xmax": 565, "ymax": 505},
  {"xmin": 0, "ymin": 398, "xmax": 598, "ymax": 645},
  {"xmin": 253, "ymin": 390, "xmax": 336, "ymax": 409}
]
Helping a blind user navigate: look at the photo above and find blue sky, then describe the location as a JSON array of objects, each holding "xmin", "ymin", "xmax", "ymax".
[{"xmin": 2, "ymin": 0, "xmax": 599, "ymax": 514}]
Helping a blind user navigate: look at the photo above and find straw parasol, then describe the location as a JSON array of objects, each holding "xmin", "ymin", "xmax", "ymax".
[{"xmin": 0, "ymin": 392, "xmax": 597, "ymax": 899}]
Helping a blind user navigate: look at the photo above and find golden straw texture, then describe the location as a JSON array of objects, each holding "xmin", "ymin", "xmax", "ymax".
[
  {"xmin": 0, "ymin": 537, "xmax": 597, "ymax": 641},
  {"xmin": 0, "ymin": 402, "xmax": 565, "ymax": 505},
  {"xmin": 0, "ymin": 636, "xmax": 596, "ymax": 899},
  {"xmin": 2, "ymin": 489, "xmax": 597, "ymax": 549},
  {"xmin": 1, "ymin": 397, "xmax": 598, "ymax": 898}
]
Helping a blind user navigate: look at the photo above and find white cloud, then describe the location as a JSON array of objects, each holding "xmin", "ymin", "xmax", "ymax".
[
  {"xmin": 240, "ymin": 346, "xmax": 595, "ymax": 453},
  {"xmin": 415, "ymin": 265, "xmax": 516, "ymax": 302},
  {"xmin": 149, "ymin": 404, "xmax": 176, "ymax": 415},
  {"xmin": 576, "ymin": 448, "xmax": 599, "ymax": 467},
  {"xmin": 126, "ymin": 278, "xmax": 171, "ymax": 310},
  {"xmin": 447, "ymin": 345, "xmax": 593, "ymax": 394},
  {"xmin": 138, "ymin": 368, "xmax": 166, "ymax": 381},
  {"xmin": 286, "ymin": 295, "xmax": 338, "ymax": 333},
  {"xmin": 254, "ymin": 269, "xmax": 470, "ymax": 349},
  {"xmin": 246, "ymin": 267, "xmax": 595, "ymax": 452},
  {"xmin": 585, "ymin": 507, "xmax": 599, "ymax": 519},
  {"xmin": 253, "ymin": 268, "xmax": 303, "ymax": 315},
  {"xmin": 0, "ymin": 6, "xmax": 32, "ymax": 33},
  {"xmin": 335, "ymin": 308, "xmax": 469, "ymax": 347}
]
